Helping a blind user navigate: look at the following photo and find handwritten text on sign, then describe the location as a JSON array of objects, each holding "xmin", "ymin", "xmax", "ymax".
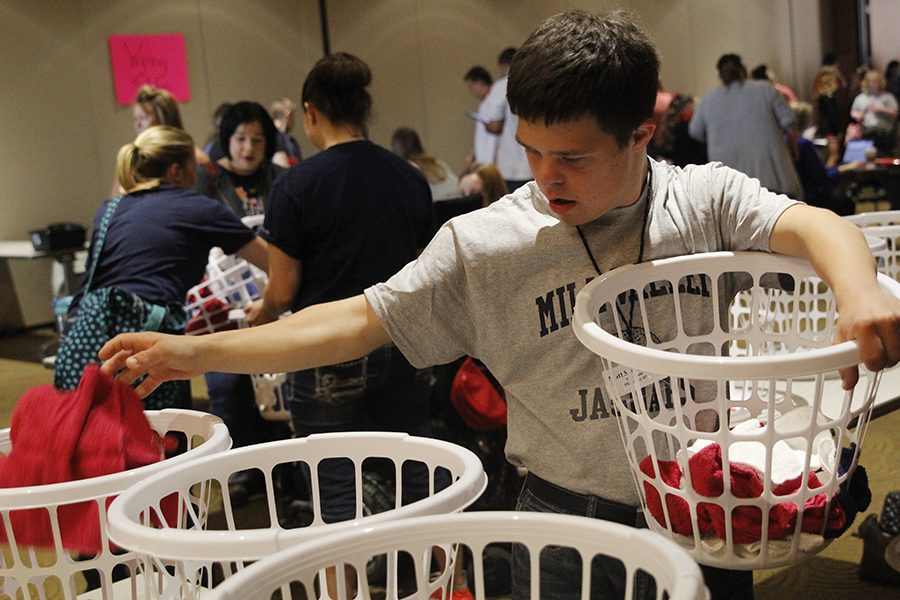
[{"xmin": 109, "ymin": 34, "xmax": 190, "ymax": 106}]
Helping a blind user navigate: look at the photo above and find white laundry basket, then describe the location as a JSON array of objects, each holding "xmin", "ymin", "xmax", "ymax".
[
  {"xmin": 183, "ymin": 247, "xmax": 267, "ymax": 336},
  {"xmin": 728, "ymin": 234, "xmax": 886, "ymax": 349},
  {"xmin": 184, "ymin": 214, "xmax": 267, "ymax": 336},
  {"xmin": 184, "ymin": 246, "xmax": 290, "ymax": 422},
  {"xmin": 845, "ymin": 210, "xmax": 900, "ymax": 281},
  {"xmin": 572, "ymin": 251, "xmax": 900, "ymax": 570},
  {"xmin": 106, "ymin": 432, "xmax": 487, "ymax": 598},
  {"xmin": 228, "ymin": 308, "xmax": 291, "ymax": 422},
  {"xmin": 206, "ymin": 511, "xmax": 709, "ymax": 600},
  {"xmin": 0, "ymin": 409, "xmax": 230, "ymax": 599}
]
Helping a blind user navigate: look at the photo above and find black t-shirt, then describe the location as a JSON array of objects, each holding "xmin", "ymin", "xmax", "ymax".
[
  {"xmin": 80, "ymin": 185, "xmax": 256, "ymax": 306},
  {"xmin": 223, "ymin": 168, "xmax": 267, "ymax": 215},
  {"xmin": 264, "ymin": 140, "xmax": 433, "ymax": 312}
]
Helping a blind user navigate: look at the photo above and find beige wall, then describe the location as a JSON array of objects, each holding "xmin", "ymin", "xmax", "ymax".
[
  {"xmin": 0, "ymin": 0, "xmax": 321, "ymax": 240},
  {"xmin": 0, "ymin": 0, "xmax": 826, "ymax": 243},
  {"xmin": 869, "ymin": 0, "xmax": 900, "ymax": 73}
]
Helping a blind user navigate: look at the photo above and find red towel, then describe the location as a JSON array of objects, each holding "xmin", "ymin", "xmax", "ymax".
[
  {"xmin": 185, "ymin": 285, "xmax": 237, "ymax": 334},
  {"xmin": 0, "ymin": 364, "xmax": 164, "ymax": 553},
  {"xmin": 640, "ymin": 443, "xmax": 846, "ymax": 543}
]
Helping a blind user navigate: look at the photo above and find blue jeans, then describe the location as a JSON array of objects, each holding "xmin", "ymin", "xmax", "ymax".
[
  {"xmin": 511, "ymin": 485, "xmax": 655, "ymax": 600},
  {"xmin": 511, "ymin": 485, "xmax": 754, "ymax": 599},
  {"xmin": 286, "ymin": 344, "xmax": 442, "ymax": 523},
  {"xmin": 205, "ymin": 372, "xmax": 291, "ymax": 449}
]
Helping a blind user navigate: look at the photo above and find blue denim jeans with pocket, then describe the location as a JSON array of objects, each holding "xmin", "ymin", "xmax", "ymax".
[
  {"xmin": 511, "ymin": 485, "xmax": 754, "ymax": 599},
  {"xmin": 286, "ymin": 343, "xmax": 442, "ymax": 523},
  {"xmin": 511, "ymin": 485, "xmax": 656, "ymax": 600}
]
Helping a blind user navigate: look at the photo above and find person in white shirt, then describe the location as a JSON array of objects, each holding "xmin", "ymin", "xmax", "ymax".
[
  {"xmin": 483, "ymin": 48, "xmax": 532, "ymax": 192},
  {"xmin": 463, "ymin": 66, "xmax": 498, "ymax": 168}
]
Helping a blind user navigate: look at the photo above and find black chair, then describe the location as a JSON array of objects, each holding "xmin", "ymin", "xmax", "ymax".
[{"xmin": 432, "ymin": 194, "xmax": 484, "ymax": 230}]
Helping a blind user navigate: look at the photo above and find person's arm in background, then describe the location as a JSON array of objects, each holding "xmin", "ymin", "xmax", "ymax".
[
  {"xmin": 99, "ymin": 294, "xmax": 390, "ymax": 397},
  {"xmin": 687, "ymin": 98, "xmax": 707, "ymax": 142},
  {"xmin": 770, "ymin": 86, "xmax": 796, "ymax": 134},
  {"xmin": 245, "ymin": 243, "xmax": 300, "ymax": 325},
  {"xmin": 481, "ymin": 80, "xmax": 506, "ymax": 136},
  {"xmin": 271, "ymin": 151, "xmax": 291, "ymax": 169},
  {"xmin": 485, "ymin": 120, "xmax": 503, "ymax": 135},
  {"xmin": 875, "ymin": 93, "xmax": 899, "ymax": 120},
  {"xmin": 770, "ymin": 204, "xmax": 900, "ymax": 388},
  {"xmin": 850, "ymin": 94, "xmax": 868, "ymax": 123},
  {"xmin": 236, "ymin": 236, "xmax": 268, "ymax": 272}
]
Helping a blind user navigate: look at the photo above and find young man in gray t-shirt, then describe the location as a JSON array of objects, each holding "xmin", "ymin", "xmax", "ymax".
[{"xmin": 101, "ymin": 10, "xmax": 900, "ymax": 600}]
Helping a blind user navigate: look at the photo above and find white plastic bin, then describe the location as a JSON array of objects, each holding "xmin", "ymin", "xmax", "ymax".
[
  {"xmin": 184, "ymin": 248, "xmax": 289, "ymax": 423},
  {"xmin": 573, "ymin": 251, "xmax": 900, "ymax": 569},
  {"xmin": 107, "ymin": 432, "xmax": 487, "ymax": 598},
  {"xmin": 845, "ymin": 210, "xmax": 900, "ymax": 282},
  {"xmin": 0, "ymin": 410, "xmax": 230, "ymax": 599},
  {"xmin": 206, "ymin": 511, "xmax": 709, "ymax": 600},
  {"xmin": 183, "ymin": 247, "xmax": 267, "ymax": 337}
]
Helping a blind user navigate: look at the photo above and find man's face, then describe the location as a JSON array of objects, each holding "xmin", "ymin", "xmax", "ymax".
[
  {"xmin": 228, "ymin": 121, "xmax": 266, "ymax": 175},
  {"xmin": 465, "ymin": 79, "xmax": 489, "ymax": 101},
  {"xmin": 132, "ymin": 103, "xmax": 157, "ymax": 133},
  {"xmin": 516, "ymin": 116, "xmax": 653, "ymax": 226}
]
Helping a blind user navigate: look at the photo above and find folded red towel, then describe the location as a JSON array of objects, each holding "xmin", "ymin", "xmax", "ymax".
[
  {"xmin": 0, "ymin": 364, "xmax": 164, "ymax": 553},
  {"xmin": 640, "ymin": 443, "xmax": 846, "ymax": 543},
  {"xmin": 185, "ymin": 285, "xmax": 237, "ymax": 334}
]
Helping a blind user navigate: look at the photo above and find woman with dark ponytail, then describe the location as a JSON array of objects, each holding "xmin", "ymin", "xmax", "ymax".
[
  {"xmin": 55, "ymin": 126, "xmax": 267, "ymax": 409},
  {"xmin": 247, "ymin": 51, "xmax": 438, "ymax": 526}
]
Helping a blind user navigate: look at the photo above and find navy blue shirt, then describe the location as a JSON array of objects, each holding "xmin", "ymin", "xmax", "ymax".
[
  {"xmin": 264, "ymin": 140, "xmax": 433, "ymax": 312},
  {"xmin": 80, "ymin": 185, "xmax": 256, "ymax": 306}
]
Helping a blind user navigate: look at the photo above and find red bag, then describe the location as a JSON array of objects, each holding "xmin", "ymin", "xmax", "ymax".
[{"xmin": 449, "ymin": 357, "xmax": 507, "ymax": 431}]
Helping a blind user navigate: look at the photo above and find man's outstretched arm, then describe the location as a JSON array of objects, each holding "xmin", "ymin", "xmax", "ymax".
[
  {"xmin": 770, "ymin": 204, "xmax": 900, "ymax": 388},
  {"xmin": 99, "ymin": 294, "xmax": 391, "ymax": 397}
]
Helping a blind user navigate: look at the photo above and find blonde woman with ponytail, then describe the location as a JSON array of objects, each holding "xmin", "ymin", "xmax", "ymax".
[{"xmin": 54, "ymin": 126, "xmax": 267, "ymax": 409}]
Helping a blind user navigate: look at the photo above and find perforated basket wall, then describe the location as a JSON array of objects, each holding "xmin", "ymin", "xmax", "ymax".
[
  {"xmin": 229, "ymin": 309, "xmax": 291, "ymax": 423},
  {"xmin": 206, "ymin": 511, "xmax": 708, "ymax": 600},
  {"xmin": 0, "ymin": 410, "xmax": 230, "ymax": 599},
  {"xmin": 106, "ymin": 432, "xmax": 488, "ymax": 598},
  {"xmin": 845, "ymin": 210, "xmax": 900, "ymax": 282},
  {"xmin": 573, "ymin": 251, "xmax": 900, "ymax": 569},
  {"xmin": 184, "ymin": 248, "xmax": 267, "ymax": 336},
  {"xmin": 728, "ymin": 236, "xmax": 886, "ymax": 359}
]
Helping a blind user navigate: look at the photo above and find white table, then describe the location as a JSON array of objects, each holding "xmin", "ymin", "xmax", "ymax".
[
  {"xmin": 0, "ymin": 241, "xmax": 86, "ymax": 331},
  {"xmin": 728, "ymin": 363, "xmax": 900, "ymax": 422}
]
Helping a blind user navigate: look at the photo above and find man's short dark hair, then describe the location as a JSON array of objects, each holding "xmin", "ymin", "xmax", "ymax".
[
  {"xmin": 750, "ymin": 64, "xmax": 769, "ymax": 80},
  {"xmin": 717, "ymin": 53, "xmax": 746, "ymax": 86},
  {"xmin": 464, "ymin": 66, "xmax": 493, "ymax": 86},
  {"xmin": 507, "ymin": 10, "xmax": 659, "ymax": 149},
  {"xmin": 498, "ymin": 47, "xmax": 516, "ymax": 66}
]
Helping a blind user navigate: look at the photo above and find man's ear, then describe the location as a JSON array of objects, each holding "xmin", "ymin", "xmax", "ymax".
[
  {"xmin": 303, "ymin": 102, "xmax": 319, "ymax": 126},
  {"xmin": 165, "ymin": 161, "xmax": 189, "ymax": 186},
  {"xmin": 632, "ymin": 119, "xmax": 656, "ymax": 150},
  {"xmin": 165, "ymin": 161, "xmax": 182, "ymax": 183}
]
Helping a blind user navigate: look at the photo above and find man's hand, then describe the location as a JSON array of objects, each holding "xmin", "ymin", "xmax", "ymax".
[
  {"xmin": 835, "ymin": 291, "xmax": 900, "ymax": 389},
  {"xmin": 245, "ymin": 299, "xmax": 274, "ymax": 327},
  {"xmin": 769, "ymin": 204, "xmax": 900, "ymax": 389},
  {"xmin": 99, "ymin": 332, "xmax": 205, "ymax": 398}
]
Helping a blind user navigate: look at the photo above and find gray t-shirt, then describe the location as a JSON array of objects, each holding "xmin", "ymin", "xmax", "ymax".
[
  {"xmin": 365, "ymin": 159, "xmax": 798, "ymax": 505},
  {"xmin": 689, "ymin": 80, "xmax": 801, "ymax": 200}
]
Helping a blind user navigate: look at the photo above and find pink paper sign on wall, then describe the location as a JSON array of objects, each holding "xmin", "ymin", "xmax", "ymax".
[{"xmin": 109, "ymin": 34, "xmax": 190, "ymax": 106}]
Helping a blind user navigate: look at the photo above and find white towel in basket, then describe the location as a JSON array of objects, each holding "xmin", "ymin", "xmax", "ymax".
[{"xmin": 681, "ymin": 406, "xmax": 836, "ymax": 485}]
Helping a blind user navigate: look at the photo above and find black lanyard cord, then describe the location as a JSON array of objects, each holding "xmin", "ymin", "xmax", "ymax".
[{"xmin": 575, "ymin": 164, "xmax": 653, "ymax": 339}]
